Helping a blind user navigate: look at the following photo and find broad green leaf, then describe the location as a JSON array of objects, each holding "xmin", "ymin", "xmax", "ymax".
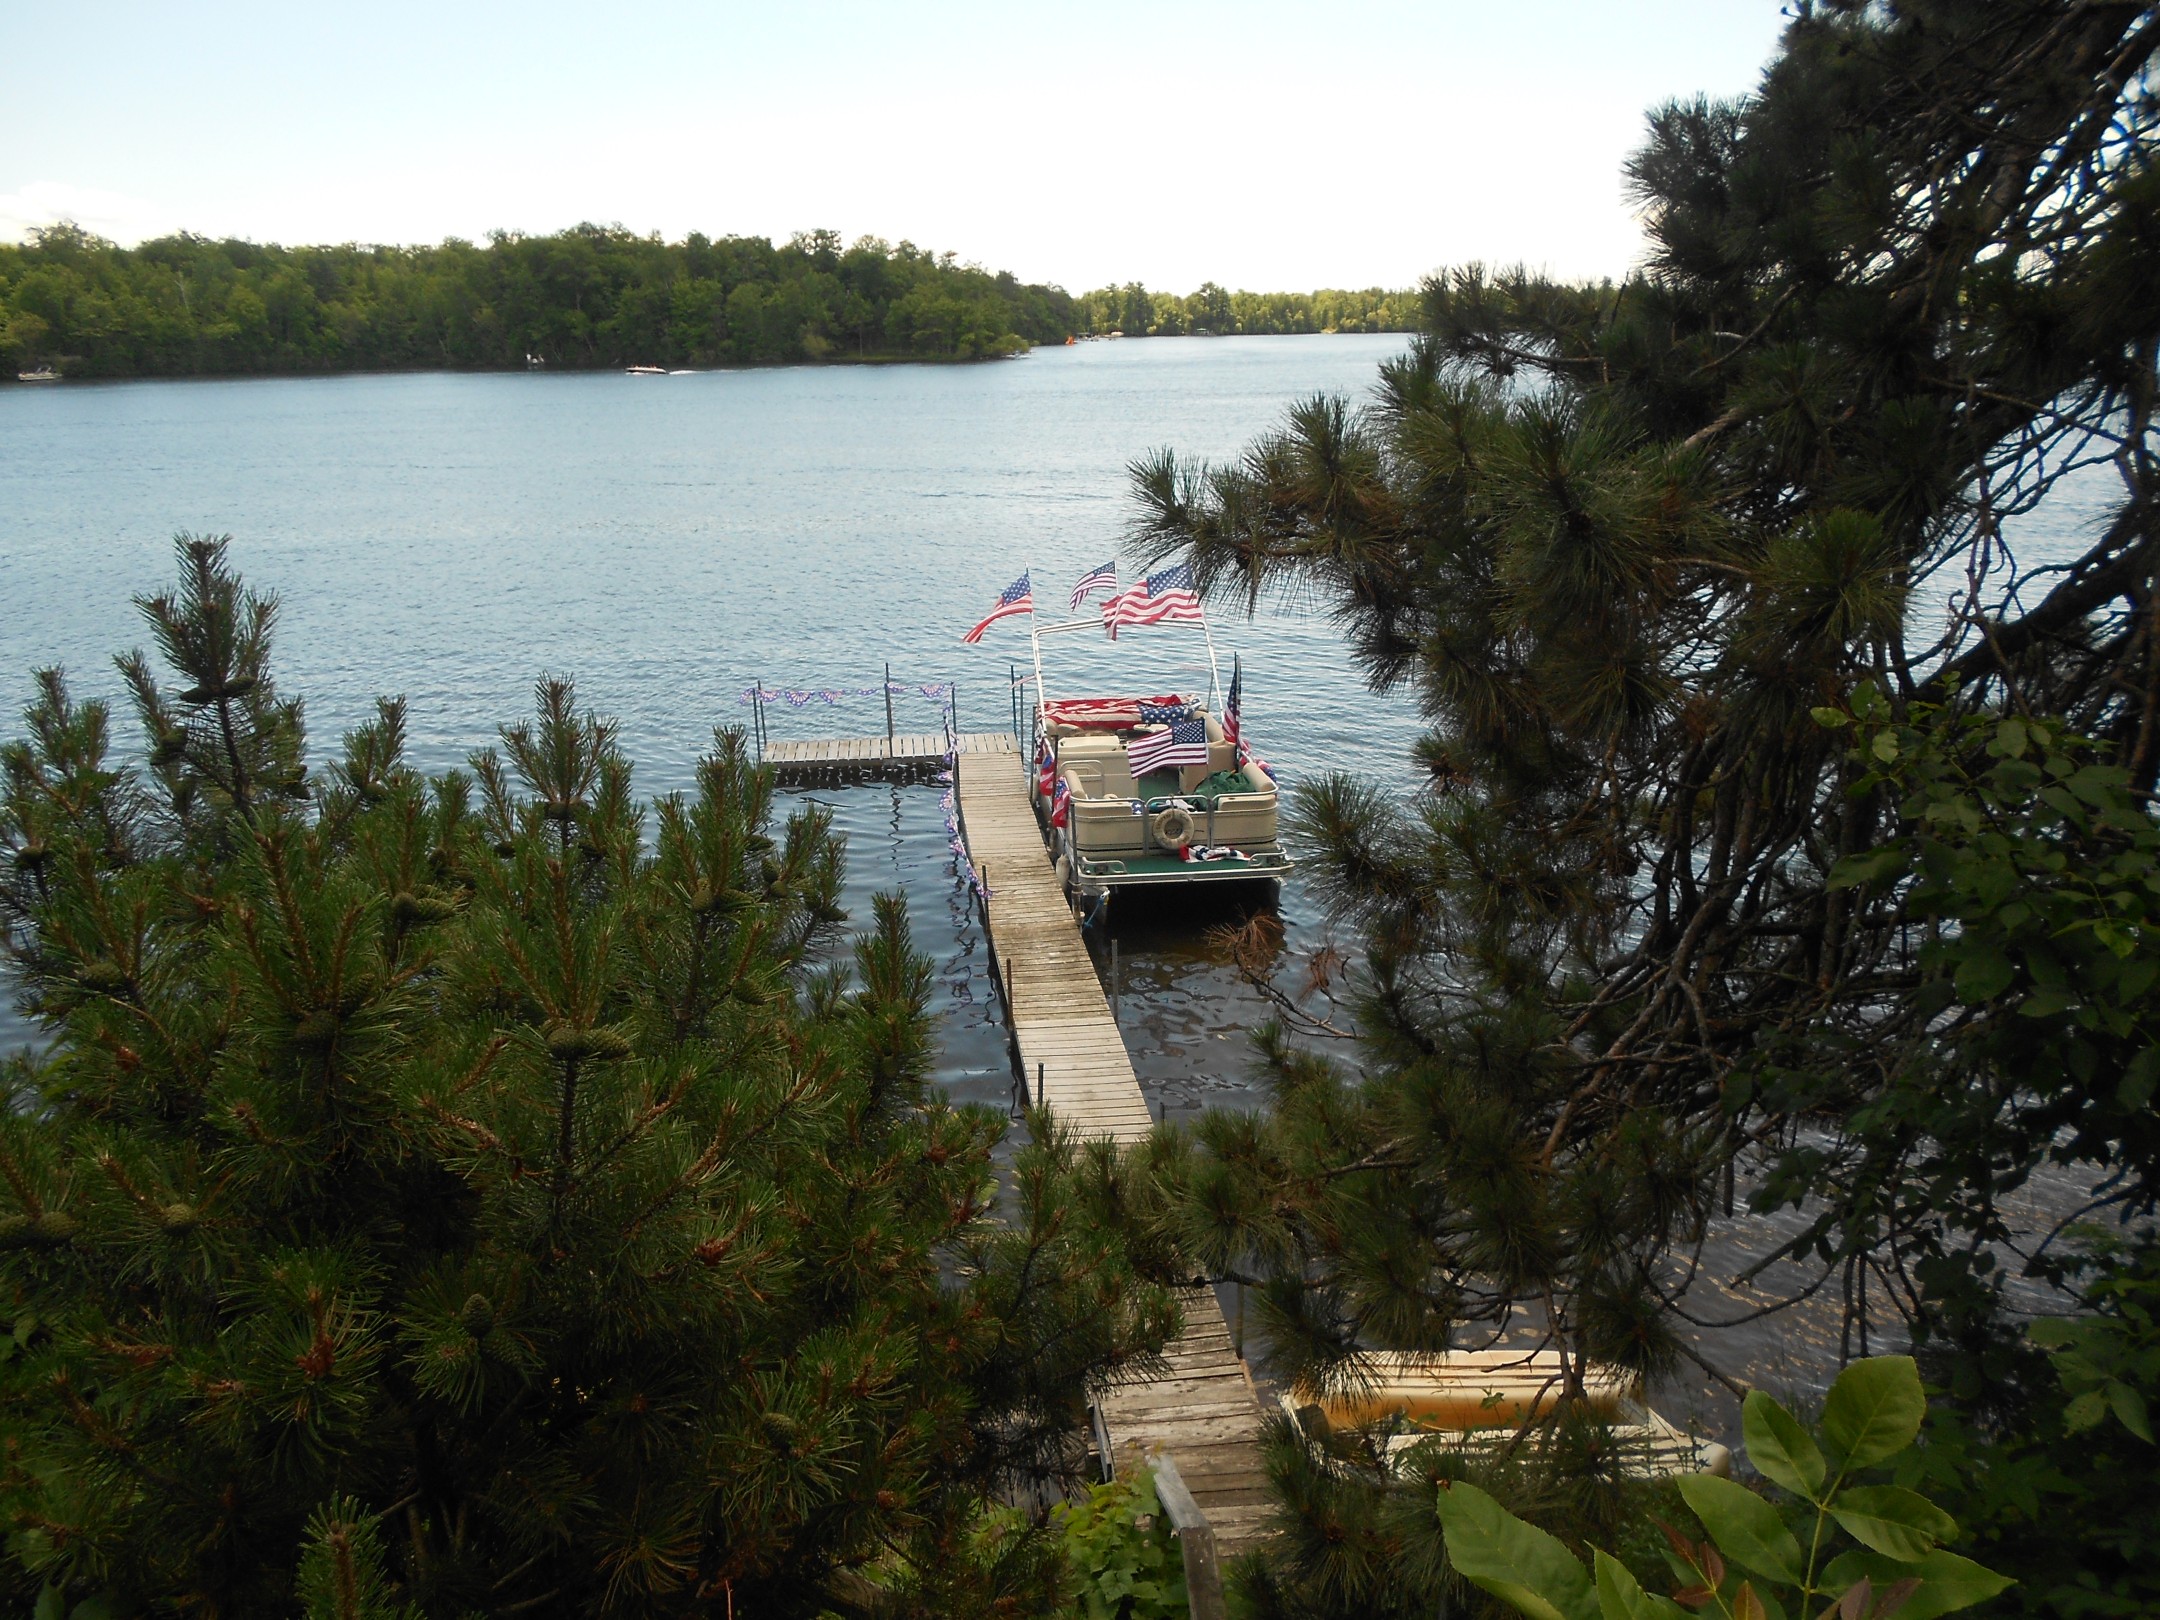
[
  {"xmin": 1994, "ymin": 717, "xmax": 2027, "ymax": 757},
  {"xmin": 1811, "ymin": 707, "xmax": 1852, "ymax": 729},
  {"xmin": 1822, "ymin": 1548, "xmax": 2013, "ymax": 1620},
  {"xmin": 2121, "ymin": 1045, "xmax": 2160, "ymax": 1108},
  {"xmin": 1871, "ymin": 731, "xmax": 1899, "ymax": 762},
  {"xmin": 1822, "ymin": 1356, "xmax": 1924, "ymax": 1470},
  {"xmin": 1951, "ymin": 948, "xmax": 2015, "ymax": 1003},
  {"xmin": 1593, "ymin": 1548, "xmax": 1689, "ymax": 1620},
  {"xmin": 1829, "ymin": 1484, "xmax": 1957, "ymax": 1561},
  {"xmin": 1742, "ymin": 1390, "xmax": 1826, "ymax": 1498},
  {"xmin": 1435, "ymin": 1481, "xmax": 1598, "ymax": 1620},
  {"xmin": 2106, "ymin": 1379, "xmax": 2152, "ymax": 1441},
  {"xmin": 2062, "ymin": 1389, "xmax": 2106, "ymax": 1432},
  {"xmin": 2024, "ymin": 1317, "xmax": 2075, "ymax": 1349},
  {"xmin": 1677, "ymin": 1474, "xmax": 1803, "ymax": 1584},
  {"xmin": 1830, "ymin": 848, "xmax": 1905, "ymax": 891}
]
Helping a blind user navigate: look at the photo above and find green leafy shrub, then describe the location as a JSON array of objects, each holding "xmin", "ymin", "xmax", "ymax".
[
  {"xmin": 1436, "ymin": 1357, "xmax": 2009, "ymax": 1620},
  {"xmin": 1052, "ymin": 1468, "xmax": 1189, "ymax": 1620}
]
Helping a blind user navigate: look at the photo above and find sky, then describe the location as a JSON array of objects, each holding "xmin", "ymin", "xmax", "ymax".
[{"xmin": 1, "ymin": 1, "xmax": 1791, "ymax": 292}]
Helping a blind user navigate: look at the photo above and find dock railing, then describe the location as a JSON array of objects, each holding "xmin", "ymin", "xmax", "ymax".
[{"xmin": 1151, "ymin": 1453, "xmax": 1228, "ymax": 1620}]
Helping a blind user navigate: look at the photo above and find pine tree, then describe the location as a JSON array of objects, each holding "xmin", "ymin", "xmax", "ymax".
[
  {"xmin": 1111, "ymin": 4, "xmax": 2159, "ymax": 1610},
  {"xmin": 0, "ymin": 537, "xmax": 1173, "ymax": 1617}
]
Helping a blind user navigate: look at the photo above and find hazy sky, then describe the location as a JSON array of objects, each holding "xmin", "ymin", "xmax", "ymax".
[{"xmin": 2, "ymin": 1, "xmax": 1789, "ymax": 291}]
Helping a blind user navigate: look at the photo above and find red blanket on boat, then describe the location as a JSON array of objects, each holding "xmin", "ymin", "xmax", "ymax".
[{"xmin": 1040, "ymin": 695, "xmax": 1187, "ymax": 730}]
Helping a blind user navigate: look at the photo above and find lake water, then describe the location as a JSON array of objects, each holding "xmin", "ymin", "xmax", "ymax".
[
  {"xmin": 0, "ymin": 336, "xmax": 1424, "ymax": 1102},
  {"xmin": 0, "ymin": 337, "xmax": 2113, "ymax": 1435}
]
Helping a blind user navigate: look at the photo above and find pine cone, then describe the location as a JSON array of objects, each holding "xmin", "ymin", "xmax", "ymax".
[{"xmin": 760, "ymin": 1411, "xmax": 800, "ymax": 1456}]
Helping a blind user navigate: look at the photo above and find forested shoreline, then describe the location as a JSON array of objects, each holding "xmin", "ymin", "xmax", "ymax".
[{"xmin": 0, "ymin": 222, "xmax": 1416, "ymax": 381}]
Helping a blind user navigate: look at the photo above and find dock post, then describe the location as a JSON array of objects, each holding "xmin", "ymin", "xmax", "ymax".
[
  {"xmin": 884, "ymin": 662, "xmax": 894, "ymax": 745},
  {"xmin": 1036, "ymin": 1061, "xmax": 1044, "ymax": 1108},
  {"xmin": 1152, "ymin": 1456, "xmax": 1227, "ymax": 1620}
]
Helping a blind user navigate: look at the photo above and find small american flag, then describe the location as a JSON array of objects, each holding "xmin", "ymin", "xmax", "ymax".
[
  {"xmin": 1127, "ymin": 716, "xmax": 1209, "ymax": 776},
  {"xmin": 962, "ymin": 572, "xmax": 1033, "ymax": 644},
  {"xmin": 1035, "ymin": 730, "xmax": 1057, "ymax": 797},
  {"xmin": 1049, "ymin": 773, "xmax": 1072, "ymax": 828},
  {"xmin": 1223, "ymin": 661, "xmax": 1243, "ymax": 760},
  {"xmin": 1069, "ymin": 561, "xmax": 1117, "ymax": 609}
]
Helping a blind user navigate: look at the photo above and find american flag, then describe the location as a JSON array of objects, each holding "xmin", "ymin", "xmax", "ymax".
[
  {"xmin": 1049, "ymin": 773, "xmax": 1072, "ymax": 828},
  {"xmin": 1040, "ymin": 695, "xmax": 1185, "ymax": 729},
  {"xmin": 1127, "ymin": 716, "xmax": 1209, "ymax": 776},
  {"xmin": 1069, "ymin": 561, "xmax": 1118, "ymax": 609},
  {"xmin": 962, "ymin": 572, "xmax": 1033, "ymax": 644},
  {"xmin": 1102, "ymin": 562, "xmax": 1205, "ymax": 638},
  {"xmin": 1035, "ymin": 730, "xmax": 1057, "ymax": 797},
  {"xmin": 1223, "ymin": 661, "xmax": 1243, "ymax": 760}
]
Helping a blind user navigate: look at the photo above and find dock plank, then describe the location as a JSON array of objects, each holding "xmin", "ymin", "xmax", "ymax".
[{"xmin": 955, "ymin": 750, "xmax": 1272, "ymax": 1551}]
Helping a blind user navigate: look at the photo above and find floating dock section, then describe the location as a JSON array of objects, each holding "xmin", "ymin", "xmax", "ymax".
[
  {"xmin": 762, "ymin": 730, "xmax": 1014, "ymax": 788},
  {"xmin": 953, "ymin": 746, "xmax": 1274, "ymax": 1554}
]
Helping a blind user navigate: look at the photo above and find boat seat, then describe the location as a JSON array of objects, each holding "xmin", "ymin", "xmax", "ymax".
[
  {"xmin": 1063, "ymin": 762, "xmax": 1105, "ymax": 799},
  {"xmin": 1057, "ymin": 734, "xmax": 1135, "ymax": 799}
]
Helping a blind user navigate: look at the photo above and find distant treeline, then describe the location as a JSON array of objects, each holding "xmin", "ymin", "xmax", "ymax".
[
  {"xmin": 0, "ymin": 223, "xmax": 1414, "ymax": 379},
  {"xmin": 1075, "ymin": 281, "xmax": 1418, "ymax": 337},
  {"xmin": 0, "ymin": 226, "xmax": 1073, "ymax": 376}
]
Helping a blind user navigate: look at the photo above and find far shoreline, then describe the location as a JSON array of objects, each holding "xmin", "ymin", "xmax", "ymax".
[{"xmin": 2, "ymin": 331, "xmax": 1416, "ymax": 390}]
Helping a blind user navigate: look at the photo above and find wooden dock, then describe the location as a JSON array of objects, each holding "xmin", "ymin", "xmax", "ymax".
[
  {"xmin": 954, "ymin": 746, "xmax": 1275, "ymax": 1554},
  {"xmin": 761, "ymin": 730, "xmax": 1014, "ymax": 787}
]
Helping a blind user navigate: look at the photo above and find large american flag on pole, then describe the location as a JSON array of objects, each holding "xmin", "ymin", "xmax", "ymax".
[
  {"xmin": 962, "ymin": 572, "xmax": 1033, "ymax": 644},
  {"xmin": 1069, "ymin": 561, "xmax": 1117, "ymax": 609},
  {"xmin": 1102, "ymin": 562, "xmax": 1204, "ymax": 638},
  {"xmin": 1126, "ymin": 716, "xmax": 1210, "ymax": 776}
]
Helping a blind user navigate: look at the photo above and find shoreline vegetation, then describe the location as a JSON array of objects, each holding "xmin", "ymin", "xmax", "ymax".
[{"xmin": 0, "ymin": 222, "xmax": 1415, "ymax": 382}]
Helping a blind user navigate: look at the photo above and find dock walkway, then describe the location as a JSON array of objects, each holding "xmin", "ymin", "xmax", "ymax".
[{"xmin": 954, "ymin": 747, "xmax": 1274, "ymax": 1553}]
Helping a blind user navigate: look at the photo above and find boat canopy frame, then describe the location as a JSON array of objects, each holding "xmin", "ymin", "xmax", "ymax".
[{"xmin": 1025, "ymin": 605, "xmax": 1223, "ymax": 722}]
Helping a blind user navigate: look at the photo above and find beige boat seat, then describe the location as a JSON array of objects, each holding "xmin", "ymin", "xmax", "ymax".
[{"xmin": 1055, "ymin": 733, "xmax": 1135, "ymax": 800}]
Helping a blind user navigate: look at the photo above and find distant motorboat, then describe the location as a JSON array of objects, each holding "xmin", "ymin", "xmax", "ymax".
[
  {"xmin": 625, "ymin": 365, "xmax": 667, "ymax": 376},
  {"xmin": 16, "ymin": 367, "xmax": 59, "ymax": 383}
]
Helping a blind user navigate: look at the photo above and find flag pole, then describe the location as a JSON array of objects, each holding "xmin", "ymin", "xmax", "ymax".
[
  {"xmin": 1027, "ymin": 567, "xmax": 1050, "ymax": 742},
  {"xmin": 1198, "ymin": 602, "xmax": 1223, "ymax": 713}
]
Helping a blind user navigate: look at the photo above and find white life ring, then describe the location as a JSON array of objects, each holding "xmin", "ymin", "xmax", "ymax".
[{"xmin": 1150, "ymin": 803, "xmax": 1197, "ymax": 849}]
